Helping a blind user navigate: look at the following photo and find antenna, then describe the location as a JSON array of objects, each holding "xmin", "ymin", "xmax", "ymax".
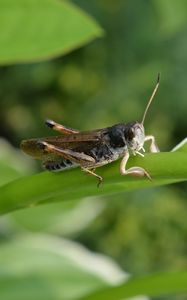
[{"xmin": 141, "ymin": 73, "xmax": 160, "ymax": 125}]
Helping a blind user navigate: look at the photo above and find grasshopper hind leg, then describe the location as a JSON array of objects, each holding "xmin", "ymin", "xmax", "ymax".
[
  {"xmin": 45, "ymin": 119, "xmax": 79, "ymax": 134},
  {"xmin": 36, "ymin": 141, "xmax": 101, "ymax": 185}
]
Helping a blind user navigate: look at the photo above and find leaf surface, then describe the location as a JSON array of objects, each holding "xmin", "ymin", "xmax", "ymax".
[{"xmin": 0, "ymin": 148, "xmax": 187, "ymax": 215}]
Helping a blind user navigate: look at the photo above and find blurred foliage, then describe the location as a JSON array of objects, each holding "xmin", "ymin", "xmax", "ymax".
[
  {"xmin": 0, "ymin": 0, "xmax": 187, "ymax": 299},
  {"xmin": 0, "ymin": 235, "xmax": 127, "ymax": 300}
]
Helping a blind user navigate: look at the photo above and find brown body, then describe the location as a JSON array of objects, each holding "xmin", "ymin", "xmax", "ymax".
[{"xmin": 21, "ymin": 124, "xmax": 130, "ymax": 170}]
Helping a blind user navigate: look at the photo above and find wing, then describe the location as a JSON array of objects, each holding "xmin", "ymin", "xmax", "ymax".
[
  {"xmin": 21, "ymin": 128, "xmax": 107, "ymax": 159},
  {"xmin": 45, "ymin": 129, "xmax": 103, "ymax": 142}
]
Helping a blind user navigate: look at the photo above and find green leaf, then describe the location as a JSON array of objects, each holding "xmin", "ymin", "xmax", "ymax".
[
  {"xmin": 0, "ymin": 0, "xmax": 103, "ymax": 65},
  {"xmin": 0, "ymin": 234, "xmax": 126, "ymax": 300},
  {"xmin": 11, "ymin": 198, "xmax": 105, "ymax": 234},
  {"xmin": 0, "ymin": 149, "xmax": 187, "ymax": 215},
  {"xmin": 79, "ymin": 271, "xmax": 187, "ymax": 300}
]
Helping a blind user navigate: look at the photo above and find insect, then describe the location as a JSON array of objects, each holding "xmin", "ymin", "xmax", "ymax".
[{"xmin": 21, "ymin": 75, "xmax": 160, "ymax": 186}]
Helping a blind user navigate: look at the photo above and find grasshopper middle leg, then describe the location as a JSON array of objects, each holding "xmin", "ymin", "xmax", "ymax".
[
  {"xmin": 144, "ymin": 135, "xmax": 160, "ymax": 153},
  {"xmin": 81, "ymin": 167, "xmax": 103, "ymax": 187}
]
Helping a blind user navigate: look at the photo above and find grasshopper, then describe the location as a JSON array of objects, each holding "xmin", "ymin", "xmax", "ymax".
[{"xmin": 21, "ymin": 75, "xmax": 160, "ymax": 186}]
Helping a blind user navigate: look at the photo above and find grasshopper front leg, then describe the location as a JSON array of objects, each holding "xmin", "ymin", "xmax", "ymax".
[
  {"xmin": 120, "ymin": 151, "xmax": 152, "ymax": 180},
  {"xmin": 144, "ymin": 135, "xmax": 160, "ymax": 153}
]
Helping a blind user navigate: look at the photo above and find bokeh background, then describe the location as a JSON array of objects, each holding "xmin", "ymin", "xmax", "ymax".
[{"xmin": 0, "ymin": 1, "xmax": 187, "ymax": 299}]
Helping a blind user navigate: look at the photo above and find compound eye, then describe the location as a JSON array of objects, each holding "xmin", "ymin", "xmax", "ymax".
[
  {"xmin": 127, "ymin": 127, "xmax": 135, "ymax": 140},
  {"xmin": 124, "ymin": 127, "xmax": 135, "ymax": 141}
]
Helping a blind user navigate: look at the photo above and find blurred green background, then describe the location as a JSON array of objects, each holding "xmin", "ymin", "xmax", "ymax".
[{"xmin": 0, "ymin": 1, "xmax": 187, "ymax": 299}]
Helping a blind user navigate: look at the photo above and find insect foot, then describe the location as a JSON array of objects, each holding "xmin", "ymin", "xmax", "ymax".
[{"xmin": 97, "ymin": 176, "xmax": 103, "ymax": 188}]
